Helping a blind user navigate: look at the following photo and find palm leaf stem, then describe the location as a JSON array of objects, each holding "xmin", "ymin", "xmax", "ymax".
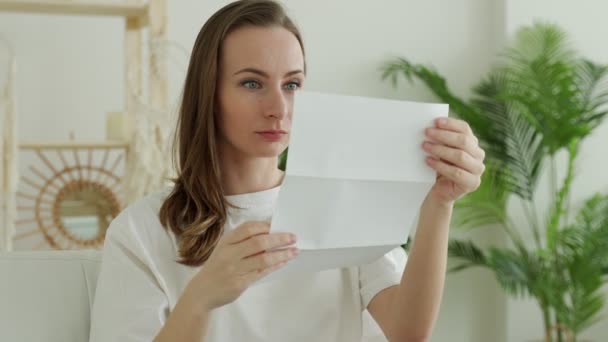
[
  {"xmin": 521, "ymin": 198, "xmax": 542, "ymax": 249},
  {"xmin": 548, "ymin": 140, "xmax": 579, "ymax": 251}
]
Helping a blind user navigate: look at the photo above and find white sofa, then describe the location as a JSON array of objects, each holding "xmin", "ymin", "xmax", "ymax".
[
  {"xmin": 0, "ymin": 251, "xmax": 101, "ymax": 342},
  {"xmin": 0, "ymin": 251, "xmax": 387, "ymax": 342}
]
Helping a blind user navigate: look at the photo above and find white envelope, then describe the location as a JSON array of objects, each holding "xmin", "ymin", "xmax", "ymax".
[{"xmin": 263, "ymin": 91, "xmax": 448, "ymax": 283}]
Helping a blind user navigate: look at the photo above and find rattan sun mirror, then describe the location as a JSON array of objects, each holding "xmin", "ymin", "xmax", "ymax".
[{"xmin": 14, "ymin": 143, "xmax": 126, "ymax": 250}]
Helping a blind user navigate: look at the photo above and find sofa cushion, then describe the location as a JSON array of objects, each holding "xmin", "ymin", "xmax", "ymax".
[{"xmin": 0, "ymin": 250, "xmax": 102, "ymax": 342}]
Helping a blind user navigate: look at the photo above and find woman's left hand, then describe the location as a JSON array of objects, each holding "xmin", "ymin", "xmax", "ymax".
[{"xmin": 422, "ymin": 117, "xmax": 486, "ymax": 206}]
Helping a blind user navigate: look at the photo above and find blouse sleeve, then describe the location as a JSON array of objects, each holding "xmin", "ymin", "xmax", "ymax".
[
  {"xmin": 89, "ymin": 212, "xmax": 169, "ymax": 342},
  {"xmin": 358, "ymin": 247, "xmax": 407, "ymax": 309}
]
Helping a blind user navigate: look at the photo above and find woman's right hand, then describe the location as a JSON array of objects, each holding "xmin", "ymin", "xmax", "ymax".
[{"xmin": 186, "ymin": 221, "xmax": 298, "ymax": 311}]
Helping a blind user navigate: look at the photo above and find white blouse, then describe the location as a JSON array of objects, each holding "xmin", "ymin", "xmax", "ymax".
[{"xmin": 89, "ymin": 186, "xmax": 407, "ymax": 341}]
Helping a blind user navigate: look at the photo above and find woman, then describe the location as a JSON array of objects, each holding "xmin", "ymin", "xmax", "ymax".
[{"xmin": 90, "ymin": 1, "xmax": 486, "ymax": 341}]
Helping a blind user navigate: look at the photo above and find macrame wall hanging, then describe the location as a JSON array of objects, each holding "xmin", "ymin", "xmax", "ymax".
[{"xmin": 122, "ymin": 38, "xmax": 188, "ymax": 204}]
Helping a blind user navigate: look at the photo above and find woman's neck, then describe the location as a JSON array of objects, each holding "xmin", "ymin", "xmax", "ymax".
[{"xmin": 219, "ymin": 154, "xmax": 284, "ymax": 196}]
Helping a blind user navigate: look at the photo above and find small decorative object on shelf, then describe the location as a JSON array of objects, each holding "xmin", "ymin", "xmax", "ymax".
[{"xmin": 106, "ymin": 111, "xmax": 130, "ymax": 142}]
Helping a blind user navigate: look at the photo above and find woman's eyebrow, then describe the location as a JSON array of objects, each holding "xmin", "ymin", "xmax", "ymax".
[{"xmin": 233, "ymin": 67, "xmax": 304, "ymax": 78}]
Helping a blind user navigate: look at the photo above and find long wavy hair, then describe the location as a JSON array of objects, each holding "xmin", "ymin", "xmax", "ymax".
[{"xmin": 159, "ymin": 0, "xmax": 305, "ymax": 266}]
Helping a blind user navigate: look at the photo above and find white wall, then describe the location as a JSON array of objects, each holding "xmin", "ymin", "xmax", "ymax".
[
  {"xmin": 0, "ymin": 14, "xmax": 124, "ymax": 141},
  {"xmin": 1, "ymin": 0, "xmax": 606, "ymax": 341}
]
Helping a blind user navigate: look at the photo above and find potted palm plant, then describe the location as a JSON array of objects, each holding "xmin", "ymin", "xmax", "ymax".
[{"xmin": 381, "ymin": 22, "xmax": 608, "ymax": 342}]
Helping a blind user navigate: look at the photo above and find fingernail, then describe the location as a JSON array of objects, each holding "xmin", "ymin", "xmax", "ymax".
[{"xmin": 437, "ymin": 118, "xmax": 447, "ymax": 126}]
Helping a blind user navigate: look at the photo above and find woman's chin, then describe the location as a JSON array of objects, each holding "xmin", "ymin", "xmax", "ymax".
[{"xmin": 250, "ymin": 145, "xmax": 286, "ymax": 158}]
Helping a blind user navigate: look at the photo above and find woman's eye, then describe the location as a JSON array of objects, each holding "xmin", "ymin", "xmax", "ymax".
[
  {"xmin": 285, "ymin": 81, "xmax": 301, "ymax": 91},
  {"xmin": 242, "ymin": 80, "xmax": 261, "ymax": 89}
]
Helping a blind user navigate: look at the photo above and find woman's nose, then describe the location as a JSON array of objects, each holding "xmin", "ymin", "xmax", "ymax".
[{"xmin": 263, "ymin": 88, "xmax": 289, "ymax": 120}]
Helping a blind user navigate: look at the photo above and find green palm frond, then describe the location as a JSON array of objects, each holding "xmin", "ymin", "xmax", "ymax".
[
  {"xmin": 569, "ymin": 262, "xmax": 605, "ymax": 333},
  {"xmin": 453, "ymin": 161, "xmax": 508, "ymax": 229},
  {"xmin": 453, "ymin": 160, "xmax": 534, "ymax": 252},
  {"xmin": 555, "ymin": 252, "xmax": 605, "ymax": 334},
  {"xmin": 501, "ymin": 104, "xmax": 545, "ymax": 200},
  {"xmin": 278, "ymin": 148, "xmax": 288, "ymax": 171},
  {"xmin": 401, "ymin": 236, "xmax": 413, "ymax": 252},
  {"xmin": 447, "ymin": 239, "xmax": 487, "ymax": 272},
  {"xmin": 544, "ymin": 196, "xmax": 608, "ymax": 333},
  {"xmin": 486, "ymin": 248, "xmax": 535, "ymax": 298},
  {"xmin": 574, "ymin": 194, "xmax": 608, "ymax": 268},
  {"xmin": 575, "ymin": 60, "xmax": 608, "ymax": 126},
  {"xmin": 468, "ymin": 71, "xmax": 510, "ymax": 154},
  {"xmin": 556, "ymin": 195, "xmax": 608, "ymax": 266},
  {"xmin": 567, "ymin": 279, "xmax": 604, "ymax": 334},
  {"xmin": 574, "ymin": 193, "xmax": 608, "ymax": 232},
  {"xmin": 474, "ymin": 72, "xmax": 545, "ymax": 200},
  {"xmin": 501, "ymin": 23, "xmax": 605, "ymax": 154},
  {"xmin": 380, "ymin": 59, "xmax": 486, "ymax": 132},
  {"xmin": 502, "ymin": 60, "xmax": 588, "ymax": 155},
  {"xmin": 505, "ymin": 21, "xmax": 575, "ymax": 64}
]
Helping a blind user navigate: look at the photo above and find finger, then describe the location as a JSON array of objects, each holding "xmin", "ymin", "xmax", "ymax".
[
  {"xmin": 242, "ymin": 260, "xmax": 289, "ymax": 284},
  {"xmin": 423, "ymin": 142, "xmax": 485, "ymax": 175},
  {"xmin": 237, "ymin": 232, "xmax": 297, "ymax": 258},
  {"xmin": 435, "ymin": 117, "xmax": 472, "ymax": 134},
  {"xmin": 222, "ymin": 221, "xmax": 270, "ymax": 245},
  {"xmin": 240, "ymin": 247, "xmax": 299, "ymax": 274},
  {"xmin": 425, "ymin": 129, "xmax": 484, "ymax": 160},
  {"xmin": 426, "ymin": 157, "xmax": 481, "ymax": 190},
  {"xmin": 478, "ymin": 146, "xmax": 486, "ymax": 160}
]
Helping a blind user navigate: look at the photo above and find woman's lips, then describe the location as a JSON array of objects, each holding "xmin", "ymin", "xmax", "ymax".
[{"xmin": 257, "ymin": 131, "xmax": 286, "ymax": 141}]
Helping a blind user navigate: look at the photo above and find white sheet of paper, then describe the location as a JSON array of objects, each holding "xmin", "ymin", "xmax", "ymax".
[{"xmin": 262, "ymin": 91, "xmax": 448, "ymax": 283}]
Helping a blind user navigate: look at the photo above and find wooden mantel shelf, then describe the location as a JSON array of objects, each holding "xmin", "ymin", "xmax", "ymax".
[{"xmin": 0, "ymin": 0, "xmax": 148, "ymax": 18}]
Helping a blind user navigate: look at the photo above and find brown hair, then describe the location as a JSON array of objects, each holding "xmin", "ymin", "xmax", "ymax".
[{"xmin": 159, "ymin": 0, "xmax": 305, "ymax": 266}]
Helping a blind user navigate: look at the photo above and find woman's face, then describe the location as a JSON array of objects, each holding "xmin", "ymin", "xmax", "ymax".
[{"xmin": 216, "ymin": 26, "xmax": 305, "ymax": 159}]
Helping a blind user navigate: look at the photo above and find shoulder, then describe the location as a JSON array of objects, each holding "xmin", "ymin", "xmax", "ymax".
[{"xmin": 105, "ymin": 187, "xmax": 175, "ymax": 251}]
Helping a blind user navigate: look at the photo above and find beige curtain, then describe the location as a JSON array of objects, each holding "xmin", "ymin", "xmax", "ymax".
[{"xmin": 1, "ymin": 38, "xmax": 18, "ymax": 252}]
